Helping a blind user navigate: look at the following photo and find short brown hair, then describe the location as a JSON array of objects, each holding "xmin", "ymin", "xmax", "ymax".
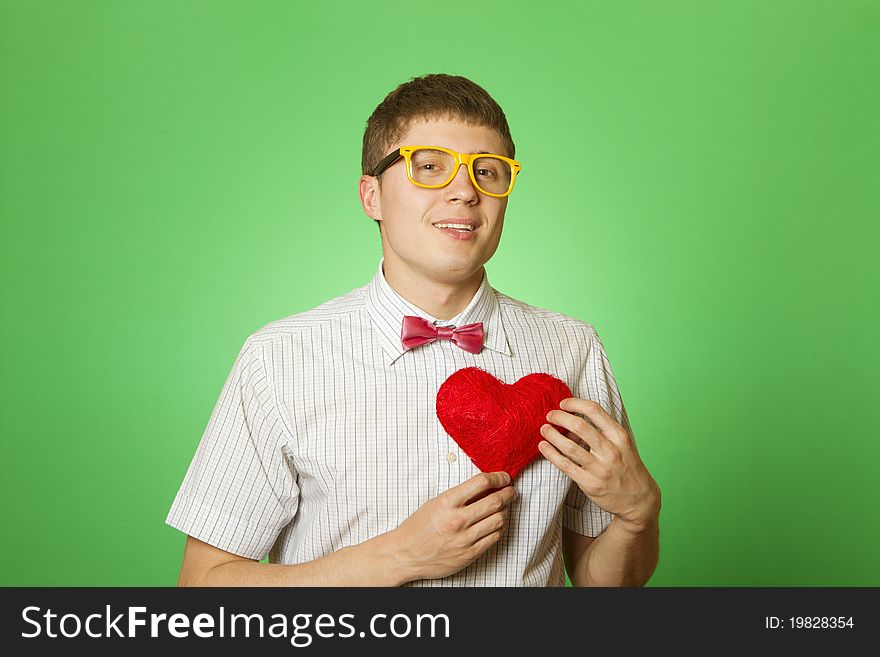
[{"xmin": 361, "ymin": 74, "xmax": 516, "ymax": 177}]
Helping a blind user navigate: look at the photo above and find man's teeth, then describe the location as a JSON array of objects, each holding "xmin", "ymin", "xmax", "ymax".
[{"xmin": 435, "ymin": 224, "xmax": 474, "ymax": 231}]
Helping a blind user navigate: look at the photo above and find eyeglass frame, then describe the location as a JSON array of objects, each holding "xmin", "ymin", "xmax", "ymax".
[{"xmin": 369, "ymin": 145, "xmax": 522, "ymax": 198}]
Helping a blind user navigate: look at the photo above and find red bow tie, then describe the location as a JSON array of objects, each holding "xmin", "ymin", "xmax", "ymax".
[{"xmin": 401, "ymin": 315, "xmax": 484, "ymax": 354}]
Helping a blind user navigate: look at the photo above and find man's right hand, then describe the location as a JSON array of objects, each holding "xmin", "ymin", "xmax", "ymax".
[{"xmin": 390, "ymin": 471, "xmax": 517, "ymax": 582}]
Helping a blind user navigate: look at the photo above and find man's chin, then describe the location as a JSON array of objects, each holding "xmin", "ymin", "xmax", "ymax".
[{"xmin": 422, "ymin": 257, "xmax": 488, "ymax": 283}]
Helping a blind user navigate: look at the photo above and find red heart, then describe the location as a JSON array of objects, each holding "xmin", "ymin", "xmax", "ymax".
[{"xmin": 436, "ymin": 367, "xmax": 573, "ymax": 480}]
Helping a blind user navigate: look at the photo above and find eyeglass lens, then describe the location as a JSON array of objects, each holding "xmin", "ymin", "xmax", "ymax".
[{"xmin": 410, "ymin": 149, "xmax": 512, "ymax": 195}]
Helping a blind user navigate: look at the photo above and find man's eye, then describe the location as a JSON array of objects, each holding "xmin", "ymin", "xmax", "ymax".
[{"xmin": 476, "ymin": 168, "xmax": 496, "ymax": 178}]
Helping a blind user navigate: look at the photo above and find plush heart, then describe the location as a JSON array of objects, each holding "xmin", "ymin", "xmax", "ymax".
[{"xmin": 436, "ymin": 367, "xmax": 573, "ymax": 480}]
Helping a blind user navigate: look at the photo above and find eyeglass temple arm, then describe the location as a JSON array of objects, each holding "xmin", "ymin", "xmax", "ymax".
[{"xmin": 370, "ymin": 149, "xmax": 403, "ymax": 177}]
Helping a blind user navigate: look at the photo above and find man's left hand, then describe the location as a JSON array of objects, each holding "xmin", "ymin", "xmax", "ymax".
[{"xmin": 539, "ymin": 397, "xmax": 660, "ymax": 531}]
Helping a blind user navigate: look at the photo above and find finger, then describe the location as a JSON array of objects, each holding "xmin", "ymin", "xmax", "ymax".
[
  {"xmin": 464, "ymin": 485, "xmax": 517, "ymax": 526},
  {"xmin": 446, "ymin": 471, "xmax": 511, "ymax": 507},
  {"xmin": 538, "ymin": 440, "xmax": 595, "ymax": 490},
  {"xmin": 466, "ymin": 508, "xmax": 508, "ymax": 545},
  {"xmin": 466, "ymin": 527, "xmax": 504, "ymax": 559},
  {"xmin": 539, "ymin": 423, "xmax": 594, "ymax": 468},
  {"xmin": 564, "ymin": 428, "xmax": 591, "ymax": 451},
  {"xmin": 545, "ymin": 408, "xmax": 610, "ymax": 457},
  {"xmin": 559, "ymin": 398, "xmax": 630, "ymax": 448}
]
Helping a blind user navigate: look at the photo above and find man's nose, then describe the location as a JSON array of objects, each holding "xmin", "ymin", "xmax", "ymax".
[{"xmin": 444, "ymin": 163, "xmax": 478, "ymax": 202}]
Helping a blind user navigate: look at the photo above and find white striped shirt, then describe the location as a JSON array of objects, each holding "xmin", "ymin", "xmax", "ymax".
[{"xmin": 166, "ymin": 259, "xmax": 631, "ymax": 586}]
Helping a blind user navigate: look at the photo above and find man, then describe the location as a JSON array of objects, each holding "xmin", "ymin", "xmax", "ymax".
[{"xmin": 166, "ymin": 74, "xmax": 660, "ymax": 586}]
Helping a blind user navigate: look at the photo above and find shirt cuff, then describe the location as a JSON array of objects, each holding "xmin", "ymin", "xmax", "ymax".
[
  {"xmin": 562, "ymin": 503, "xmax": 615, "ymax": 538},
  {"xmin": 165, "ymin": 491, "xmax": 282, "ymax": 561}
]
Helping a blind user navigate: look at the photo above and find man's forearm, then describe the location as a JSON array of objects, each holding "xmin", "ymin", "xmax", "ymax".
[
  {"xmin": 570, "ymin": 513, "xmax": 660, "ymax": 587},
  {"xmin": 182, "ymin": 531, "xmax": 417, "ymax": 587}
]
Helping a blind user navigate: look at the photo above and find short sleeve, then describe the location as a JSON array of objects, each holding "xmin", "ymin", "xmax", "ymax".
[
  {"xmin": 165, "ymin": 338, "xmax": 299, "ymax": 559},
  {"xmin": 562, "ymin": 325, "xmax": 632, "ymax": 537}
]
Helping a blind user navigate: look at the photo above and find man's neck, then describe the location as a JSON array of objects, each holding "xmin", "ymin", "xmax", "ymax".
[{"xmin": 382, "ymin": 260, "xmax": 483, "ymax": 321}]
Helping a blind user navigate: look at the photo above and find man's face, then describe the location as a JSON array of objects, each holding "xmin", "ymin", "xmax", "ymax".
[{"xmin": 361, "ymin": 117, "xmax": 510, "ymax": 285}]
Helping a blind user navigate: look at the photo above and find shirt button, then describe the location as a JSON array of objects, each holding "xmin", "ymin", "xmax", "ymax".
[{"xmin": 446, "ymin": 452, "xmax": 457, "ymax": 463}]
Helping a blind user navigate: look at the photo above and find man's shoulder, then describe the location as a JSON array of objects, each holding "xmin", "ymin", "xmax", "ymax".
[
  {"xmin": 246, "ymin": 284, "xmax": 368, "ymax": 342},
  {"xmin": 494, "ymin": 288, "xmax": 598, "ymax": 337}
]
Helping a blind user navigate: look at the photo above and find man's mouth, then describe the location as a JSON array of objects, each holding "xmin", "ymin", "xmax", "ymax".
[{"xmin": 433, "ymin": 222, "xmax": 476, "ymax": 233}]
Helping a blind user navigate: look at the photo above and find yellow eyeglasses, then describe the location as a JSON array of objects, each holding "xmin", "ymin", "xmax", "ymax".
[{"xmin": 370, "ymin": 145, "xmax": 522, "ymax": 198}]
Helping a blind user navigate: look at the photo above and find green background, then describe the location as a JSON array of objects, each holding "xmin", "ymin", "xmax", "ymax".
[{"xmin": 1, "ymin": 0, "xmax": 877, "ymax": 586}]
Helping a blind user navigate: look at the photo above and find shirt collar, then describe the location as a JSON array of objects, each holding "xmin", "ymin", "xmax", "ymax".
[{"xmin": 365, "ymin": 258, "xmax": 511, "ymax": 367}]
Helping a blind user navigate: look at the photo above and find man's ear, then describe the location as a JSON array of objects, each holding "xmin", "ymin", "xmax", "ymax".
[{"xmin": 359, "ymin": 175, "xmax": 382, "ymax": 223}]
